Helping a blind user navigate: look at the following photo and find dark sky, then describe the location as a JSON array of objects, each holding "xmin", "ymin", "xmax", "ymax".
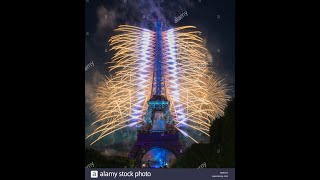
[{"xmin": 85, "ymin": 0, "xmax": 234, "ymax": 152}]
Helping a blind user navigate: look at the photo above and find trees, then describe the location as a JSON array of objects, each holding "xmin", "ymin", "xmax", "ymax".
[
  {"xmin": 172, "ymin": 98, "xmax": 235, "ymax": 168},
  {"xmin": 209, "ymin": 98, "xmax": 235, "ymax": 167},
  {"xmin": 85, "ymin": 148, "xmax": 130, "ymax": 168}
]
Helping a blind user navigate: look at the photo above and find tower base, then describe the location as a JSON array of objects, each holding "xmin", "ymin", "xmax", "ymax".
[{"xmin": 128, "ymin": 130, "xmax": 183, "ymax": 168}]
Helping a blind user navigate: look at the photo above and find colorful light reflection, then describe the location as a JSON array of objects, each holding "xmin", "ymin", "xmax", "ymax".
[{"xmin": 141, "ymin": 148, "xmax": 176, "ymax": 168}]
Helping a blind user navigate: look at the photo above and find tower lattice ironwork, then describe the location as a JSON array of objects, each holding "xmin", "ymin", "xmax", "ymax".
[{"xmin": 128, "ymin": 20, "xmax": 182, "ymax": 167}]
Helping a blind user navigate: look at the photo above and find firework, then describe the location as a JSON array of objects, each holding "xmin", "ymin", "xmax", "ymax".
[{"xmin": 86, "ymin": 25, "xmax": 230, "ymax": 145}]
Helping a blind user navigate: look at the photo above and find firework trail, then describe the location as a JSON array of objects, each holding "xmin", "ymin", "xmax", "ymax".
[{"xmin": 86, "ymin": 25, "xmax": 230, "ymax": 145}]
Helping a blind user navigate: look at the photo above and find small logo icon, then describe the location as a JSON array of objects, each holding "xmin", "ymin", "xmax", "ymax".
[{"xmin": 91, "ymin": 171, "xmax": 98, "ymax": 178}]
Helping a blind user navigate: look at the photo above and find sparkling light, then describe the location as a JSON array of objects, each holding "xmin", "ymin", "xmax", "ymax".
[{"xmin": 86, "ymin": 25, "xmax": 230, "ymax": 145}]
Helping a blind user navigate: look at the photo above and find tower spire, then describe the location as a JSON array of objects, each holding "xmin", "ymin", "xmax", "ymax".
[{"xmin": 152, "ymin": 20, "xmax": 165, "ymax": 97}]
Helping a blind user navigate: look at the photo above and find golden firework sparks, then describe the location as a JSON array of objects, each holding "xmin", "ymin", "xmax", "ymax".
[{"xmin": 86, "ymin": 25, "xmax": 230, "ymax": 145}]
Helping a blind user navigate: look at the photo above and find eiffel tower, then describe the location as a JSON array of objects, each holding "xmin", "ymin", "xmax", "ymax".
[{"xmin": 128, "ymin": 20, "xmax": 183, "ymax": 168}]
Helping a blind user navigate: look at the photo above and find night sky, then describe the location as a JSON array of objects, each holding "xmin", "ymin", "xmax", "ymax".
[{"xmin": 85, "ymin": 0, "xmax": 235, "ymax": 154}]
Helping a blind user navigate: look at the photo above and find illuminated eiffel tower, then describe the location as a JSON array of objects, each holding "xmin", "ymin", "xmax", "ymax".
[{"xmin": 128, "ymin": 20, "xmax": 183, "ymax": 168}]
